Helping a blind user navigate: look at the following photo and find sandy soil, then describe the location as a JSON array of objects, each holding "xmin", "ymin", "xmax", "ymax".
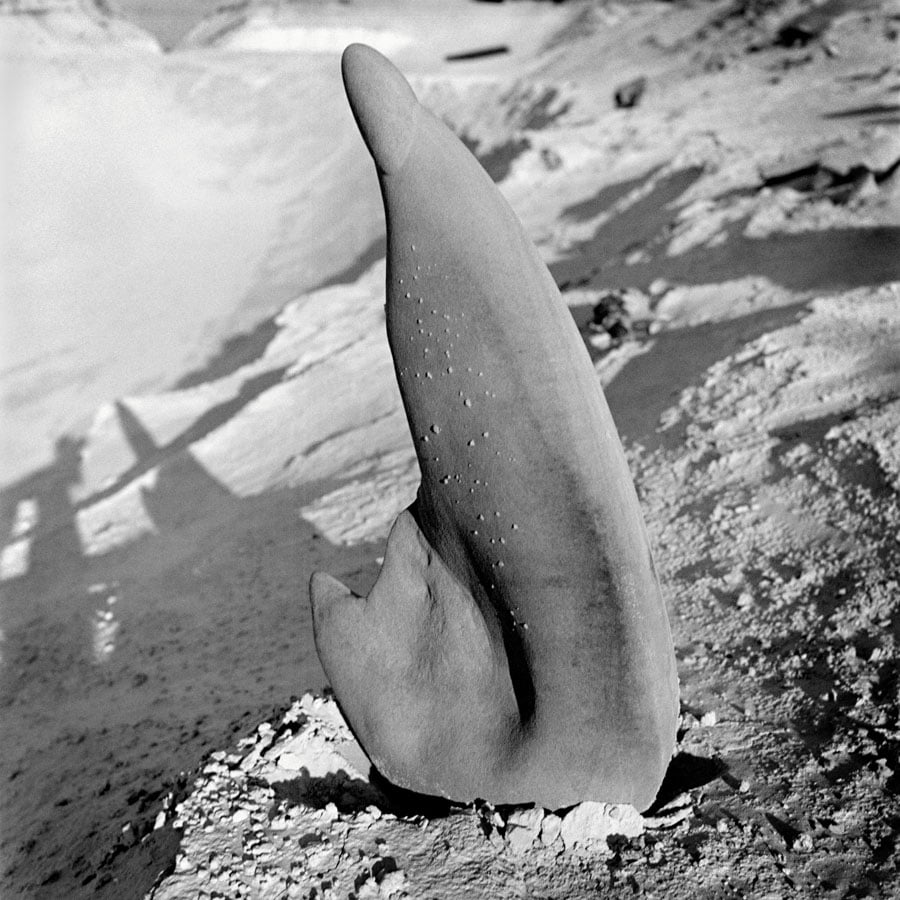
[{"xmin": 1, "ymin": 1, "xmax": 899, "ymax": 897}]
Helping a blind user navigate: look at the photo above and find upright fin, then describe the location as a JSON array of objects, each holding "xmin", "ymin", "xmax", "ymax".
[{"xmin": 309, "ymin": 43, "xmax": 678, "ymax": 811}]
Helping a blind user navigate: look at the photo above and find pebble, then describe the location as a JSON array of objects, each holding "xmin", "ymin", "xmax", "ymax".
[
  {"xmin": 505, "ymin": 807, "xmax": 544, "ymax": 853},
  {"xmin": 795, "ymin": 832, "xmax": 814, "ymax": 852},
  {"xmin": 322, "ymin": 802, "xmax": 339, "ymax": 822},
  {"xmin": 540, "ymin": 812, "xmax": 563, "ymax": 847},
  {"xmin": 379, "ymin": 869, "xmax": 407, "ymax": 897},
  {"xmin": 306, "ymin": 845, "xmax": 335, "ymax": 873},
  {"xmin": 560, "ymin": 802, "xmax": 643, "ymax": 852}
]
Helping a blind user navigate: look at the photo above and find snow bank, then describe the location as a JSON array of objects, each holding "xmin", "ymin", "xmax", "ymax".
[{"xmin": 212, "ymin": 22, "xmax": 412, "ymax": 56}]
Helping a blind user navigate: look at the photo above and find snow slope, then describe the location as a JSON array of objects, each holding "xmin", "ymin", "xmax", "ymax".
[
  {"xmin": 2, "ymin": 42, "xmax": 384, "ymax": 487},
  {"xmin": 0, "ymin": 0, "xmax": 160, "ymax": 52}
]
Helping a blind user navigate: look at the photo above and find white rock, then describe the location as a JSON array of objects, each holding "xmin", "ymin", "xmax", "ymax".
[
  {"xmin": 380, "ymin": 869, "xmax": 407, "ymax": 897},
  {"xmin": 505, "ymin": 807, "xmax": 544, "ymax": 853},
  {"xmin": 276, "ymin": 751, "xmax": 305, "ymax": 771},
  {"xmin": 356, "ymin": 877, "xmax": 381, "ymax": 899},
  {"xmin": 306, "ymin": 845, "xmax": 335, "ymax": 873},
  {"xmin": 560, "ymin": 802, "xmax": 643, "ymax": 852},
  {"xmin": 322, "ymin": 802, "xmax": 339, "ymax": 823},
  {"xmin": 540, "ymin": 812, "xmax": 563, "ymax": 847}
]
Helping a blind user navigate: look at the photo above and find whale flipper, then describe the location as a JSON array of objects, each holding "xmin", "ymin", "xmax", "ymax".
[
  {"xmin": 311, "ymin": 507, "xmax": 521, "ymax": 797},
  {"xmin": 309, "ymin": 44, "xmax": 678, "ymax": 811}
]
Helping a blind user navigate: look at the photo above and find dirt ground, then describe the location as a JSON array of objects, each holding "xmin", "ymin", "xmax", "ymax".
[{"xmin": 1, "ymin": 1, "xmax": 899, "ymax": 897}]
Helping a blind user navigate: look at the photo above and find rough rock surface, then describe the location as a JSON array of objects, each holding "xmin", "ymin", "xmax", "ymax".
[
  {"xmin": 154, "ymin": 287, "xmax": 900, "ymax": 898},
  {"xmin": 149, "ymin": 283, "xmax": 900, "ymax": 899},
  {"xmin": 149, "ymin": 695, "xmax": 652, "ymax": 900}
]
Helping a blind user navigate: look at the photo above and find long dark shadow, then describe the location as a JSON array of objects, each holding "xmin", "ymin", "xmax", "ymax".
[
  {"xmin": 549, "ymin": 167, "xmax": 706, "ymax": 289},
  {"xmin": 559, "ymin": 166, "xmax": 663, "ymax": 224},
  {"xmin": 555, "ymin": 218, "xmax": 900, "ymax": 296},
  {"xmin": 80, "ymin": 367, "xmax": 289, "ymax": 510},
  {"xmin": 170, "ymin": 235, "xmax": 388, "ymax": 392},
  {"xmin": 822, "ymin": 103, "xmax": 900, "ymax": 119},
  {"xmin": 602, "ymin": 302, "xmax": 811, "ymax": 450},
  {"xmin": 0, "ymin": 398, "xmax": 389, "ymax": 899},
  {"xmin": 174, "ymin": 318, "xmax": 282, "ymax": 390}
]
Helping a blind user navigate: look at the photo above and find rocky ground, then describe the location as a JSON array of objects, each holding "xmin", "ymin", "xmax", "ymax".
[
  {"xmin": 147, "ymin": 280, "xmax": 900, "ymax": 900},
  {"xmin": 1, "ymin": 0, "xmax": 899, "ymax": 897}
]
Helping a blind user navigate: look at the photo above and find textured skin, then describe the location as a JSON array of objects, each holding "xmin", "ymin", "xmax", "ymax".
[{"xmin": 309, "ymin": 44, "xmax": 679, "ymax": 811}]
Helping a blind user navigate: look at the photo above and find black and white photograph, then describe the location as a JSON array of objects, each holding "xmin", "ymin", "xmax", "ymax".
[{"xmin": 1, "ymin": 0, "xmax": 899, "ymax": 896}]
